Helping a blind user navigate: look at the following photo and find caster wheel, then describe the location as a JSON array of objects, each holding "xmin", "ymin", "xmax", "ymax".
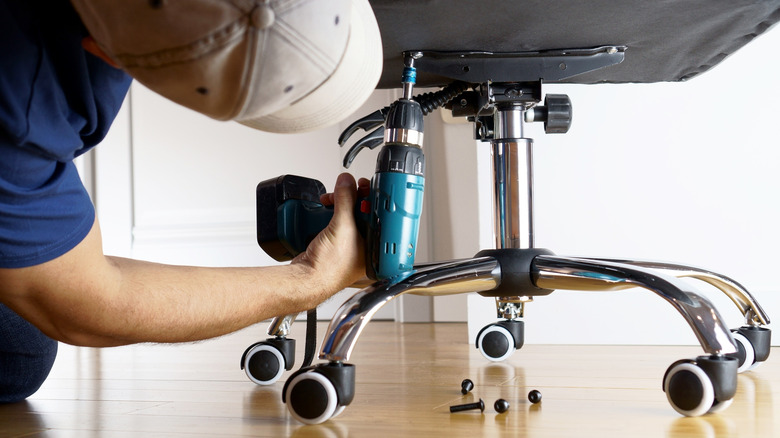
[
  {"xmin": 476, "ymin": 324, "xmax": 515, "ymax": 362},
  {"xmin": 242, "ymin": 343, "xmax": 286, "ymax": 385},
  {"xmin": 663, "ymin": 356, "xmax": 737, "ymax": 417},
  {"xmin": 731, "ymin": 331, "xmax": 756, "ymax": 374},
  {"xmin": 285, "ymin": 371, "xmax": 340, "ymax": 425},
  {"xmin": 664, "ymin": 362, "xmax": 716, "ymax": 417}
]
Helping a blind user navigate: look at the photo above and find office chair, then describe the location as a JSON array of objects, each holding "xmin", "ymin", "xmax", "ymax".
[{"xmin": 240, "ymin": 1, "xmax": 778, "ymax": 424}]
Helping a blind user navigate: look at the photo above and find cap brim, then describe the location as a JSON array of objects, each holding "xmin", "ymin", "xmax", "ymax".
[{"xmin": 239, "ymin": 0, "xmax": 382, "ymax": 134}]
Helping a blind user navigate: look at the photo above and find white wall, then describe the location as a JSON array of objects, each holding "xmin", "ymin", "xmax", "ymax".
[{"xmin": 468, "ymin": 25, "xmax": 780, "ymax": 346}]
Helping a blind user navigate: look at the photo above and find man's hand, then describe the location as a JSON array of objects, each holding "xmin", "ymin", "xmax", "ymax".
[{"xmin": 291, "ymin": 173, "xmax": 369, "ymax": 307}]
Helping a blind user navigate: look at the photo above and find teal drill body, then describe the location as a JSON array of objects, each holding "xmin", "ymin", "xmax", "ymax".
[{"xmin": 367, "ymin": 148, "xmax": 425, "ymax": 280}]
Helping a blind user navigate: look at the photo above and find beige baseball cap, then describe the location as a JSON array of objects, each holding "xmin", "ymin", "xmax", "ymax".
[{"xmin": 70, "ymin": 0, "xmax": 383, "ymax": 134}]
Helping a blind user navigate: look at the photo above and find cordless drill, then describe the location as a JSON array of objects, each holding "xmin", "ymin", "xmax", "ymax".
[
  {"xmin": 256, "ymin": 59, "xmax": 425, "ymax": 281},
  {"xmin": 363, "ymin": 96, "xmax": 425, "ymax": 278}
]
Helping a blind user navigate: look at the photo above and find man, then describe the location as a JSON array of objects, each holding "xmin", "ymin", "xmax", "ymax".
[{"xmin": 0, "ymin": 0, "xmax": 382, "ymax": 402}]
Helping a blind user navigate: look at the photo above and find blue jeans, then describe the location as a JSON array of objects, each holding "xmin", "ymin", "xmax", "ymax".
[{"xmin": 0, "ymin": 304, "xmax": 57, "ymax": 403}]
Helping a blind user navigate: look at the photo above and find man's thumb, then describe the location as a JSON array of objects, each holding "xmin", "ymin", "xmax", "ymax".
[{"xmin": 332, "ymin": 173, "xmax": 357, "ymax": 221}]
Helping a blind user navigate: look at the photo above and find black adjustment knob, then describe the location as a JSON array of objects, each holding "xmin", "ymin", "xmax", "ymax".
[
  {"xmin": 541, "ymin": 94, "xmax": 572, "ymax": 134},
  {"xmin": 526, "ymin": 94, "xmax": 572, "ymax": 134}
]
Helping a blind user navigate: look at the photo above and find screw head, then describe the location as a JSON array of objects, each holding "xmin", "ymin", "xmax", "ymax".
[
  {"xmin": 505, "ymin": 88, "xmax": 522, "ymax": 99},
  {"xmin": 494, "ymin": 398, "xmax": 510, "ymax": 413},
  {"xmin": 528, "ymin": 389, "xmax": 542, "ymax": 404},
  {"xmin": 460, "ymin": 378, "xmax": 474, "ymax": 394}
]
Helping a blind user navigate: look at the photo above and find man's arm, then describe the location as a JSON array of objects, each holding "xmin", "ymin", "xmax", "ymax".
[{"xmin": 0, "ymin": 173, "xmax": 365, "ymax": 347}]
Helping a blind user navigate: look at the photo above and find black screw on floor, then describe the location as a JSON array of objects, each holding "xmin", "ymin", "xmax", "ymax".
[
  {"xmin": 460, "ymin": 379, "xmax": 474, "ymax": 394},
  {"xmin": 528, "ymin": 389, "xmax": 542, "ymax": 404},
  {"xmin": 450, "ymin": 398, "xmax": 485, "ymax": 413},
  {"xmin": 494, "ymin": 398, "xmax": 510, "ymax": 413}
]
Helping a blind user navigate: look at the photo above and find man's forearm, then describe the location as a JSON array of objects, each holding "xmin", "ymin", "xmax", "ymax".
[
  {"xmin": 73, "ymin": 256, "xmax": 324, "ymax": 346},
  {"xmin": 1, "ymin": 221, "xmax": 337, "ymax": 347}
]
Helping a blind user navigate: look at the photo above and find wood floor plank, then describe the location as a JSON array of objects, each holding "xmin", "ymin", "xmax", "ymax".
[{"xmin": 2, "ymin": 322, "xmax": 777, "ymax": 437}]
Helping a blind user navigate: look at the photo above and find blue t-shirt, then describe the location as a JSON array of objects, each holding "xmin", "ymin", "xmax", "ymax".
[{"xmin": 0, "ymin": 0, "xmax": 132, "ymax": 268}]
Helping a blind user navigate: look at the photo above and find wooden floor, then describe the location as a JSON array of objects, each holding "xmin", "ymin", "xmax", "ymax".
[{"xmin": 3, "ymin": 321, "xmax": 777, "ymax": 437}]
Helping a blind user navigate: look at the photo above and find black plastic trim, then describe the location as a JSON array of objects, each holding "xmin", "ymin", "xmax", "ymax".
[
  {"xmin": 696, "ymin": 355, "xmax": 738, "ymax": 402},
  {"xmin": 738, "ymin": 326, "xmax": 771, "ymax": 363},
  {"xmin": 475, "ymin": 248, "xmax": 556, "ymax": 297}
]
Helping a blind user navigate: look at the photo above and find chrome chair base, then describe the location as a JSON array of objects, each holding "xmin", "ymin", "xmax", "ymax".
[
  {"xmin": 320, "ymin": 249, "xmax": 770, "ymax": 363},
  {"xmin": 274, "ymin": 249, "xmax": 770, "ymax": 423}
]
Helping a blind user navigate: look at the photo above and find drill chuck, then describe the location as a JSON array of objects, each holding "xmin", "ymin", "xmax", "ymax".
[{"xmin": 383, "ymin": 99, "xmax": 424, "ymax": 147}]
